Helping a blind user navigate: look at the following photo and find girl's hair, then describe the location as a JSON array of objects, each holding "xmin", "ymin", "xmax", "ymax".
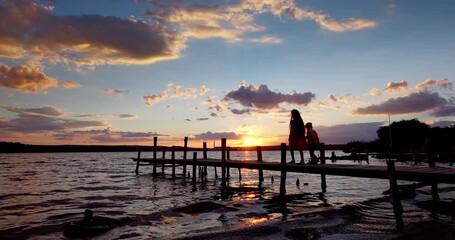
[{"xmin": 290, "ymin": 109, "xmax": 305, "ymax": 137}]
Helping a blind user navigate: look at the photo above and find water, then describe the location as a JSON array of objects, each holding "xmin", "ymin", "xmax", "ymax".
[{"xmin": 1, "ymin": 151, "xmax": 454, "ymax": 239}]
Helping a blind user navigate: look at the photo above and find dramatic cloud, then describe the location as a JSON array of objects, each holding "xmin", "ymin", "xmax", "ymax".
[
  {"xmin": 317, "ymin": 122, "xmax": 384, "ymax": 144},
  {"xmin": 415, "ymin": 78, "xmax": 452, "ymax": 91},
  {"xmin": 352, "ymin": 92, "xmax": 448, "ymax": 115},
  {"xmin": 104, "ymin": 89, "xmax": 130, "ymax": 95},
  {"xmin": 145, "ymin": 0, "xmax": 376, "ymax": 42},
  {"xmin": 61, "ymin": 80, "xmax": 81, "ymax": 89},
  {"xmin": 193, "ymin": 131, "xmax": 241, "ymax": 140},
  {"xmin": 384, "ymin": 80, "xmax": 408, "ymax": 93},
  {"xmin": 143, "ymin": 84, "xmax": 212, "ymax": 106},
  {"xmin": 0, "ymin": 64, "xmax": 58, "ymax": 93},
  {"xmin": 223, "ymin": 83, "xmax": 315, "ymax": 109},
  {"xmin": 0, "ymin": 0, "xmax": 185, "ymax": 68}
]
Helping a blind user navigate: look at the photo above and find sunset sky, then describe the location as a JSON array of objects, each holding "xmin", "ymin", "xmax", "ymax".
[{"xmin": 0, "ymin": 0, "xmax": 454, "ymax": 147}]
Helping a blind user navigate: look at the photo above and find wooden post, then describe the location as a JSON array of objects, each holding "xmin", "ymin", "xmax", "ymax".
[
  {"xmin": 192, "ymin": 152, "xmax": 197, "ymax": 186},
  {"xmin": 227, "ymin": 147, "xmax": 231, "ymax": 178},
  {"xmin": 428, "ymin": 153, "xmax": 440, "ymax": 201},
  {"xmin": 386, "ymin": 160, "xmax": 404, "ymax": 230},
  {"xmin": 153, "ymin": 137, "xmax": 157, "ymax": 177},
  {"xmin": 203, "ymin": 142, "xmax": 208, "ymax": 176},
  {"xmin": 221, "ymin": 138, "xmax": 227, "ymax": 188},
  {"xmin": 280, "ymin": 143, "xmax": 287, "ymax": 197},
  {"xmin": 257, "ymin": 146, "xmax": 264, "ymax": 182},
  {"xmin": 183, "ymin": 137, "xmax": 188, "ymax": 175},
  {"xmin": 162, "ymin": 147, "xmax": 166, "ymax": 174},
  {"xmin": 135, "ymin": 150, "xmax": 141, "ymax": 174},
  {"xmin": 238, "ymin": 168, "xmax": 242, "ymax": 181},
  {"xmin": 171, "ymin": 146, "xmax": 176, "ymax": 179},
  {"xmin": 320, "ymin": 143, "xmax": 327, "ymax": 192}
]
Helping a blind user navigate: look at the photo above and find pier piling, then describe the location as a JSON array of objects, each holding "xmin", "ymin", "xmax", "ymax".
[
  {"xmin": 320, "ymin": 143, "xmax": 327, "ymax": 192},
  {"xmin": 221, "ymin": 138, "xmax": 227, "ymax": 188},
  {"xmin": 183, "ymin": 137, "xmax": 188, "ymax": 175},
  {"xmin": 387, "ymin": 160, "xmax": 404, "ymax": 230},
  {"xmin": 192, "ymin": 152, "xmax": 197, "ymax": 186},
  {"xmin": 257, "ymin": 146, "xmax": 264, "ymax": 183},
  {"xmin": 280, "ymin": 143, "xmax": 287, "ymax": 197},
  {"xmin": 153, "ymin": 137, "xmax": 157, "ymax": 177},
  {"xmin": 135, "ymin": 150, "xmax": 141, "ymax": 174},
  {"xmin": 171, "ymin": 146, "xmax": 176, "ymax": 179}
]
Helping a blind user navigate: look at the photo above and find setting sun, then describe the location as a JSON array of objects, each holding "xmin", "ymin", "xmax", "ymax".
[{"xmin": 242, "ymin": 137, "xmax": 261, "ymax": 146}]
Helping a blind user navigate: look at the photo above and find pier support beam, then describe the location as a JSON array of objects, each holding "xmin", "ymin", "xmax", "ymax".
[
  {"xmin": 171, "ymin": 146, "xmax": 176, "ymax": 179},
  {"xmin": 162, "ymin": 148, "xmax": 166, "ymax": 174},
  {"xmin": 387, "ymin": 160, "xmax": 404, "ymax": 231},
  {"xmin": 320, "ymin": 143, "xmax": 327, "ymax": 192},
  {"xmin": 183, "ymin": 137, "xmax": 188, "ymax": 175},
  {"xmin": 192, "ymin": 152, "xmax": 197, "ymax": 186},
  {"xmin": 203, "ymin": 142, "xmax": 208, "ymax": 177},
  {"xmin": 221, "ymin": 138, "xmax": 227, "ymax": 188},
  {"xmin": 135, "ymin": 150, "xmax": 141, "ymax": 174},
  {"xmin": 257, "ymin": 146, "xmax": 264, "ymax": 183},
  {"xmin": 152, "ymin": 137, "xmax": 157, "ymax": 177},
  {"xmin": 428, "ymin": 152, "xmax": 440, "ymax": 201},
  {"xmin": 280, "ymin": 143, "xmax": 287, "ymax": 197},
  {"xmin": 227, "ymin": 147, "xmax": 231, "ymax": 179}
]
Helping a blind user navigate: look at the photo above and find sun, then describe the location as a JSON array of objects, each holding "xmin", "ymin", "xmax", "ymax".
[{"xmin": 242, "ymin": 137, "xmax": 261, "ymax": 147}]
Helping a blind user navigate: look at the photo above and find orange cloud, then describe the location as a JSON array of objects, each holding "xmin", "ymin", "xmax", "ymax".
[
  {"xmin": 61, "ymin": 80, "xmax": 81, "ymax": 89},
  {"xmin": 0, "ymin": 64, "xmax": 58, "ymax": 93}
]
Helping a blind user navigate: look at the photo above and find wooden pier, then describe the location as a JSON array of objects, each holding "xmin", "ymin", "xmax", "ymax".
[{"xmin": 133, "ymin": 137, "xmax": 455, "ymax": 229}]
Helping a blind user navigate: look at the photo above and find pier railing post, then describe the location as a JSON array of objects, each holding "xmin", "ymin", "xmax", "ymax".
[
  {"xmin": 192, "ymin": 152, "xmax": 197, "ymax": 186},
  {"xmin": 171, "ymin": 146, "xmax": 176, "ymax": 179},
  {"xmin": 257, "ymin": 146, "xmax": 264, "ymax": 183},
  {"xmin": 227, "ymin": 147, "xmax": 231, "ymax": 179},
  {"xmin": 320, "ymin": 143, "xmax": 327, "ymax": 192},
  {"xmin": 183, "ymin": 137, "xmax": 188, "ymax": 175},
  {"xmin": 280, "ymin": 143, "xmax": 287, "ymax": 197},
  {"xmin": 386, "ymin": 160, "xmax": 404, "ymax": 230},
  {"xmin": 221, "ymin": 138, "xmax": 227, "ymax": 188},
  {"xmin": 428, "ymin": 151, "xmax": 440, "ymax": 201},
  {"xmin": 162, "ymin": 147, "xmax": 166, "ymax": 174},
  {"xmin": 153, "ymin": 137, "xmax": 158, "ymax": 177},
  {"xmin": 203, "ymin": 142, "xmax": 208, "ymax": 176},
  {"xmin": 135, "ymin": 150, "xmax": 141, "ymax": 174}
]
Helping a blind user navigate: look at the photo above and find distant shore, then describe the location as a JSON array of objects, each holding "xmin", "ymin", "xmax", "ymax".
[{"xmin": 0, "ymin": 142, "xmax": 345, "ymax": 153}]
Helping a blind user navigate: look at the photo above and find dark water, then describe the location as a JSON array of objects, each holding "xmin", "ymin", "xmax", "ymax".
[{"xmin": 0, "ymin": 151, "xmax": 454, "ymax": 239}]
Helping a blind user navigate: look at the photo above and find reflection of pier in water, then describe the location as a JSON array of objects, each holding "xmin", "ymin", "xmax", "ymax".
[{"xmin": 132, "ymin": 137, "xmax": 455, "ymax": 230}]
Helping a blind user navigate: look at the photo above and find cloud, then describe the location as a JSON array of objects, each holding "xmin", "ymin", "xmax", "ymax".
[
  {"xmin": 352, "ymin": 92, "xmax": 448, "ymax": 115},
  {"xmin": 104, "ymin": 89, "xmax": 130, "ymax": 95},
  {"xmin": 431, "ymin": 105, "xmax": 455, "ymax": 117},
  {"xmin": 317, "ymin": 122, "xmax": 384, "ymax": 144},
  {"xmin": 223, "ymin": 83, "xmax": 315, "ymax": 109},
  {"xmin": 74, "ymin": 113, "xmax": 138, "ymax": 119},
  {"xmin": 384, "ymin": 80, "xmax": 408, "ymax": 93},
  {"xmin": 0, "ymin": 0, "xmax": 185, "ymax": 68},
  {"xmin": 117, "ymin": 114, "xmax": 137, "ymax": 119},
  {"xmin": 193, "ymin": 131, "xmax": 241, "ymax": 140},
  {"xmin": 4, "ymin": 106, "xmax": 65, "ymax": 117},
  {"xmin": 53, "ymin": 128, "xmax": 167, "ymax": 142},
  {"xmin": 230, "ymin": 108, "xmax": 251, "ymax": 115},
  {"xmin": 61, "ymin": 80, "xmax": 81, "ymax": 89},
  {"xmin": 248, "ymin": 36, "xmax": 282, "ymax": 44},
  {"xmin": 415, "ymin": 78, "xmax": 452, "ymax": 91},
  {"xmin": 143, "ymin": 91, "xmax": 168, "ymax": 106},
  {"xmin": 143, "ymin": 84, "xmax": 212, "ymax": 106},
  {"xmin": 0, "ymin": 64, "xmax": 58, "ymax": 93},
  {"xmin": 0, "ymin": 105, "xmax": 107, "ymax": 133},
  {"xmin": 145, "ymin": 0, "xmax": 376, "ymax": 42},
  {"xmin": 429, "ymin": 120, "xmax": 455, "ymax": 128},
  {"xmin": 369, "ymin": 88, "xmax": 382, "ymax": 98},
  {"xmin": 196, "ymin": 117, "xmax": 209, "ymax": 121}
]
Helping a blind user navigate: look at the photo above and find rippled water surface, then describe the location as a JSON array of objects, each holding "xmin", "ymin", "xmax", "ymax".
[{"xmin": 1, "ymin": 151, "xmax": 454, "ymax": 239}]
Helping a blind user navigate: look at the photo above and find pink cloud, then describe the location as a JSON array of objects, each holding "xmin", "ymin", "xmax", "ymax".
[{"xmin": 0, "ymin": 64, "xmax": 58, "ymax": 93}]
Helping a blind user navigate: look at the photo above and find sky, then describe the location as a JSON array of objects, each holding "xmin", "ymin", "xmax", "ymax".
[{"xmin": 0, "ymin": 0, "xmax": 454, "ymax": 147}]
